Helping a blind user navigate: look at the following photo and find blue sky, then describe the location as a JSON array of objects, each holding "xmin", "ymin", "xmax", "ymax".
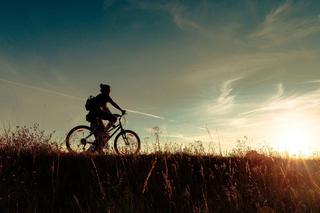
[{"xmin": 1, "ymin": 0, "xmax": 320, "ymax": 153}]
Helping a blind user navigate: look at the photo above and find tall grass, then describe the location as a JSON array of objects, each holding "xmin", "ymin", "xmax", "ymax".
[{"xmin": 1, "ymin": 125, "xmax": 320, "ymax": 212}]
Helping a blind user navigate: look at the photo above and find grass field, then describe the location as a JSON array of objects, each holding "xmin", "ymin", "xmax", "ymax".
[{"xmin": 1, "ymin": 126, "xmax": 320, "ymax": 212}]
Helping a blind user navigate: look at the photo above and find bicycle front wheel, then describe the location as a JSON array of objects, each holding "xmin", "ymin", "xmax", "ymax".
[
  {"xmin": 114, "ymin": 130, "xmax": 140, "ymax": 155},
  {"xmin": 66, "ymin": 125, "xmax": 95, "ymax": 153}
]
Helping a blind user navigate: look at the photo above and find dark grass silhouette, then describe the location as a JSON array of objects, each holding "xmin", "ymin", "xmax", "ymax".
[{"xmin": 1, "ymin": 125, "xmax": 320, "ymax": 212}]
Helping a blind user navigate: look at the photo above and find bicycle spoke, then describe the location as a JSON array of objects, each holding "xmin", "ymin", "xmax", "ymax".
[
  {"xmin": 114, "ymin": 130, "xmax": 140, "ymax": 155},
  {"xmin": 66, "ymin": 126, "xmax": 95, "ymax": 153}
]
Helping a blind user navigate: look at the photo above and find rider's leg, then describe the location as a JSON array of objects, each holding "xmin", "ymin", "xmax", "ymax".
[
  {"xmin": 101, "ymin": 113, "xmax": 117, "ymax": 130},
  {"xmin": 92, "ymin": 111, "xmax": 117, "ymax": 151},
  {"xmin": 96, "ymin": 119, "xmax": 106, "ymax": 149},
  {"xmin": 98, "ymin": 112, "xmax": 117, "ymax": 137},
  {"xmin": 89, "ymin": 119, "xmax": 105, "ymax": 151}
]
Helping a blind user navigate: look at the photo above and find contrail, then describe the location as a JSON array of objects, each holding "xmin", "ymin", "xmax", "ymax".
[
  {"xmin": 0, "ymin": 77, "xmax": 84, "ymax": 101},
  {"xmin": 0, "ymin": 77, "xmax": 165, "ymax": 119},
  {"xmin": 125, "ymin": 109, "xmax": 164, "ymax": 119}
]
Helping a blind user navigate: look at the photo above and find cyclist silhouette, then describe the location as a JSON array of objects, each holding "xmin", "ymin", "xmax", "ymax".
[{"xmin": 86, "ymin": 84, "xmax": 126, "ymax": 150}]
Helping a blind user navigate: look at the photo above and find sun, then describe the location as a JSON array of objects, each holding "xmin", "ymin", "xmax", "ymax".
[
  {"xmin": 275, "ymin": 123, "xmax": 312, "ymax": 156},
  {"xmin": 271, "ymin": 112, "xmax": 315, "ymax": 157}
]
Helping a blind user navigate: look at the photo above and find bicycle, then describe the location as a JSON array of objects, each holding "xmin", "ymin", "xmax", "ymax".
[{"xmin": 66, "ymin": 113, "xmax": 140, "ymax": 155}]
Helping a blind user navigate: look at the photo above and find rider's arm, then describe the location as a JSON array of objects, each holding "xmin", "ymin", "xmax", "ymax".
[{"xmin": 109, "ymin": 97, "xmax": 125, "ymax": 113}]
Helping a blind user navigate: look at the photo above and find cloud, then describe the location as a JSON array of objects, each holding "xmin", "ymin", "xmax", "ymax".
[
  {"xmin": 238, "ymin": 83, "xmax": 286, "ymax": 116},
  {"xmin": 178, "ymin": 49, "xmax": 319, "ymax": 131},
  {"xmin": 242, "ymin": 83, "xmax": 286, "ymax": 116},
  {"xmin": 134, "ymin": 1, "xmax": 207, "ymax": 34},
  {"xmin": 208, "ymin": 77, "xmax": 242, "ymax": 114},
  {"xmin": 226, "ymin": 87, "xmax": 320, "ymax": 149},
  {"xmin": 250, "ymin": 2, "xmax": 320, "ymax": 46},
  {"xmin": 183, "ymin": 50, "xmax": 318, "ymax": 87},
  {"xmin": 271, "ymin": 83, "xmax": 284, "ymax": 100},
  {"xmin": 303, "ymin": 80, "xmax": 320, "ymax": 84},
  {"xmin": 265, "ymin": 2, "xmax": 291, "ymax": 25},
  {"xmin": 240, "ymin": 87, "xmax": 320, "ymax": 117},
  {"xmin": 217, "ymin": 78, "xmax": 240, "ymax": 105},
  {"xmin": 168, "ymin": 5, "xmax": 204, "ymax": 32}
]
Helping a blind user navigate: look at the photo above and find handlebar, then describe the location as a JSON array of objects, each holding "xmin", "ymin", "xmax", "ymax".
[
  {"xmin": 114, "ymin": 112, "xmax": 127, "ymax": 126},
  {"xmin": 114, "ymin": 112, "xmax": 126, "ymax": 118}
]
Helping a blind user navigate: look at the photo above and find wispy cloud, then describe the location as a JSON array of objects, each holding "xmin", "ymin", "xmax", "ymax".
[
  {"xmin": 238, "ymin": 83, "xmax": 286, "ymax": 116},
  {"xmin": 240, "ymin": 87, "xmax": 320, "ymax": 117},
  {"xmin": 208, "ymin": 77, "xmax": 242, "ymax": 114},
  {"xmin": 303, "ymin": 80, "xmax": 320, "ymax": 84},
  {"xmin": 227, "ymin": 88, "xmax": 320, "ymax": 141},
  {"xmin": 134, "ymin": 1, "xmax": 206, "ymax": 34},
  {"xmin": 218, "ymin": 78, "xmax": 240, "ymax": 105},
  {"xmin": 168, "ymin": 5, "xmax": 204, "ymax": 32},
  {"xmin": 180, "ymin": 49, "xmax": 319, "ymax": 131},
  {"xmin": 184, "ymin": 50, "xmax": 317, "ymax": 87},
  {"xmin": 250, "ymin": 2, "xmax": 320, "ymax": 46},
  {"xmin": 271, "ymin": 83, "xmax": 284, "ymax": 100}
]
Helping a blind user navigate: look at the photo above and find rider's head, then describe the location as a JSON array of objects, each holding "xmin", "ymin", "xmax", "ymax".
[{"xmin": 100, "ymin": 84, "xmax": 111, "ymax": 95}]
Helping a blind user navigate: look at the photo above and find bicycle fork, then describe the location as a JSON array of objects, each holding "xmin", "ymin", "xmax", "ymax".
[{"xmin": 121, "ymin": 131, "xmax": 130, "ymax": 146}]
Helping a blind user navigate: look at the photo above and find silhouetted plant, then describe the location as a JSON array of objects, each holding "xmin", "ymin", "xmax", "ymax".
[
  {"xmin": 1, "ymin": 125, "xmax": 320, "ymax": 212},
  {"xmin": 0, "ymin": 124, "xmax": 58, "ymax": 153}
]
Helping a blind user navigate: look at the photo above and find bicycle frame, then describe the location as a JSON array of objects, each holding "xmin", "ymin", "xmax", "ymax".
[
  {"xmin": 107, "ymin": 116, "xmax": 130, "ymax": 145},
  {"xmin": 65, "ymin": 113, "xmax": 140, "ymax": 154},
  {"xmin": 84, "ymin": 115, "xmax": 126, "ymax": 145},
  {"xmin": 106, "ymin": 121, "xmax": 123, "ymax": 139}
]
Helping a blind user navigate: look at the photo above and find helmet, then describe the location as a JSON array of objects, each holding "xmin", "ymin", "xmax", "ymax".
[{"xmin": 100, "ymin": 83, "xmax": 111, "ymax": 93}]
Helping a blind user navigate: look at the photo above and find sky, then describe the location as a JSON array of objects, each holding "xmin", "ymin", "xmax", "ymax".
[{"xmin": 1, "ymin": 0, "xmax": 320, "ymax": 154}]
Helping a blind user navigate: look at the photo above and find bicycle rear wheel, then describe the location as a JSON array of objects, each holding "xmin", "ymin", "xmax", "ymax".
[
  {"xmin": 66, "ymin": 125, "xmax": 95, "ymax": 153},
  {"xmin": 114, "ymin": 130, "xmax": 140, "ymax": 155}
]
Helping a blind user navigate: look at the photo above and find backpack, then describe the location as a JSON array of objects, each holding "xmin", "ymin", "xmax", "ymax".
[{"xmin": 85, "ymin": 96, "xmax": 97, "ymax": 111}]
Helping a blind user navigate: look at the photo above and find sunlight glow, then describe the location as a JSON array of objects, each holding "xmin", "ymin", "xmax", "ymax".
[{"xmin": 271, "ymin": 112, "xmax": 316, "ymax": 157}]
